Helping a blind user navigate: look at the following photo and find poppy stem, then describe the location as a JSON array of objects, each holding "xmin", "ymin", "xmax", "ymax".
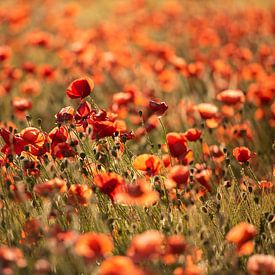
[
  {"xmin": 158, "ymin": 118, "xmax": 173, "ymax": 166},
  {"xmin": 246, "ymin": 165, "xmax": 260, "ymax": 187}
]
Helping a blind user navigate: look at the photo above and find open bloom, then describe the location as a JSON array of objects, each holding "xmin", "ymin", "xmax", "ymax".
[
  {"xmin": 114, "ymin": 180, "xmax": 159, "ymax": 206},
  {"xmin": 233, "ymin": 146, "xmax": 253, "ymax": 163},
  {"xmin": 66, "ymin": 77, "xmax": 94, "ymax": 99},
  {"xmin": 166, "ymin": 132, "xmax": 189, "ymax": 160},
  {"xmin": 217, "ymin": 89, "xmax": 245, "ymax": 105},
  {"xmin": 34, "ymin": 178, "xmax": 67, "ymax": 197},
  {"xmin": 75, "ymin": 233, "xmax": 113, "ymax": 262},
  {"xmin": 133, "ymin": 154, "xmax": 162, "ymax": 176},
  {"xmin": 94, "ymin": 172, "xmax": 125, "ymax": 200},
  {"xmin": 226, "ymin": 222, "xmax": 257, "ymax": 256},
  {"xmin": 20, "ymin": 127, "xmax": 46, "ymax": 148},
  {"xmin": 99, "ymin": 256, "xmax": 146, "ymax": 275},
  {"xmin": 247, "ymin": 254, "xmax": 275, "ymax": 275},
  {"xmin": 197, "ymin": 103, "xmax": 218, "ymax": 119},
  {"xmin": 127, "ymin": 230, "xmax": 164, "ymax": 261},
  {"xmin": 67, "ymin": 184, "xmax": 92, "ymax": 206},
  {"xmin": 0, "ymin": 128, "xmax": 27, "ymax": 155},
  {"xmin": 167, "ymin": 165, "xmax": 190, "ymax": 188},
  {"xmin": 184, "ymin": 128, "xmax": 202, "ymax": 142}
]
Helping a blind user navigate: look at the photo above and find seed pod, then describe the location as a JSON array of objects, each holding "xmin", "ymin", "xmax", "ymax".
[{"xmin": 201, "ymin": 206, "xmax": 208, "ymax": 213}]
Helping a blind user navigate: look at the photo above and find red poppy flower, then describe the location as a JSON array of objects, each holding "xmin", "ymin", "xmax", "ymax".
[
  {"xmin": 49, "ymin": 126, "xmax": 68, "ymax": 150},
  {"xmin": 0, "ymin": 46, "xmax": 11, "ymax": 62},
  {"xmin": 149, "ymin": 99, "xmax": 168, "ymax": 117},
  {"xmin": 20, "ymin": 219, "xmax": 42, "ymax": 246},
  {"xmin": 94, "ymin": 172, "xmax": 125, "ymax": 200},
  {"xmin": 66, "ymin": 77, "xmax": 94, "ymax": 99},
  {"xmin": 166, "ymin": 132, "xmax": 189, "ymax": 159},
  {"xmin": 184, "ymin": 128, "xmax": 202, "ymax": 142},
  {"xmin": 12, "ymin": 97, "xmax": 32, "ymax": 112},
  {"xmin": 20, "ymin": 127, "xmax": 46, "ymax": 148},
  {"xmin": 91, "ymin": 120, "xmax": 119, "ymax": 139},
  {"xmin": 194, "ymin": 166, "xmax": 212, "ymax": 191},
  {"xmin": 168, "ymin": 165, "xmax": 190, "ymax": 187},
  {"xmin": 75, "ymin": 101, "xmax": 92, "ymax": 123},
  {"xmin": 217, "ymin": 89, "xmax": 245, "ymax": 105},
  {"xmin": 133, "ymin": 154, "xmax": 162, "ymax": 176},
  {"xmin": 233, "ymin": 147, "xmax": 253, "ymax": 163},
  {"xmin": 166, "ymin": 235, "xmax": 186, "ymax": 255},
  {"xmin": 52, "ymin": 142, "xmax": 76, "ymax": 158},
  {"xmin": 0, "ymin": 128, "xmax": 27, "ymax": 155},
  {"xmin": 20, "ymin": 79, "xmax": 41, "ymax": 96}
]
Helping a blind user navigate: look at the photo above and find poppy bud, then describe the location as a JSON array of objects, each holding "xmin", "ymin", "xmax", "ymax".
[{"xmin": 148, "ymin": 99, "xmax": 168, "ymax": 117}]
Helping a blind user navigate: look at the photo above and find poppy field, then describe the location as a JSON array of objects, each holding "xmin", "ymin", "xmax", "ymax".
[{"xmin": 0, "ymin": 0, "xmax": 274, "ymax": 274}]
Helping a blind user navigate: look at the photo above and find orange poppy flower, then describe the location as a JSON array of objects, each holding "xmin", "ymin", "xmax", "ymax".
[
  {"xmin": 66, "ymin": 77, "xmax": 94, "ymax": 99},
  {"xmin": 67, "ymin": 184, "xmax": 92, "ymax": 206},
  {"xmin": 127, "ymin": 230, "xmax": 164, "ymax": 261},
  {"xmin": 247, "ymin": 254, "xmax": 275, "ymax": 275},
  {"xmin": 75, "ymin": 233, "xmax": 113, "ymax": 262},
  {"xmin": 34, "ymin": 178, "xmax": 67, "ymax": 197},
  {"xmin": 217, "ymin": 89, "xmax": 245, "ymax": 105},
  {"xmin": 0, "ymin": 246, "xmax": 26, "ymax": 273},
  {"xmin": 196, "ymin": 103, "xmax": 218, "ymax": 119},
  {"xmin": 226, "ymin": 222, "xmax": 257, "ymax": 256},
  {"xmin": 114, "ymin": 180, "xmax": 159, "ymax": 206},
  {"xmin": 99, "ymin": 256, "xmax": 146, "ymax": 275},
  {"xmin": 133, "ymin": 154, "xmax": 162, "ymax": 176},
  {"xmin": 20, "ymin": 127, "xmax": 46, "ymax": 148},
  {"xmin": 20, "ymin": 79, "xmax": 40, "ymax": 96},
  {"xmin": 166, "ymin": 235, "xmax": 186, "ymax": 254}
]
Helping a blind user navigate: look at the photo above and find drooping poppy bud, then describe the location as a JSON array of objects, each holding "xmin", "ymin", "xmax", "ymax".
[{"xmin": 149, "ymin": 99, "xmax": 168, "ymax": 117}]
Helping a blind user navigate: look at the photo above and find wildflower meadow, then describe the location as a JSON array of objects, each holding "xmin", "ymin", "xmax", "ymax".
[{"xmin": 0, "ymin": 0, "xmax": 274, "ymax": 274}]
